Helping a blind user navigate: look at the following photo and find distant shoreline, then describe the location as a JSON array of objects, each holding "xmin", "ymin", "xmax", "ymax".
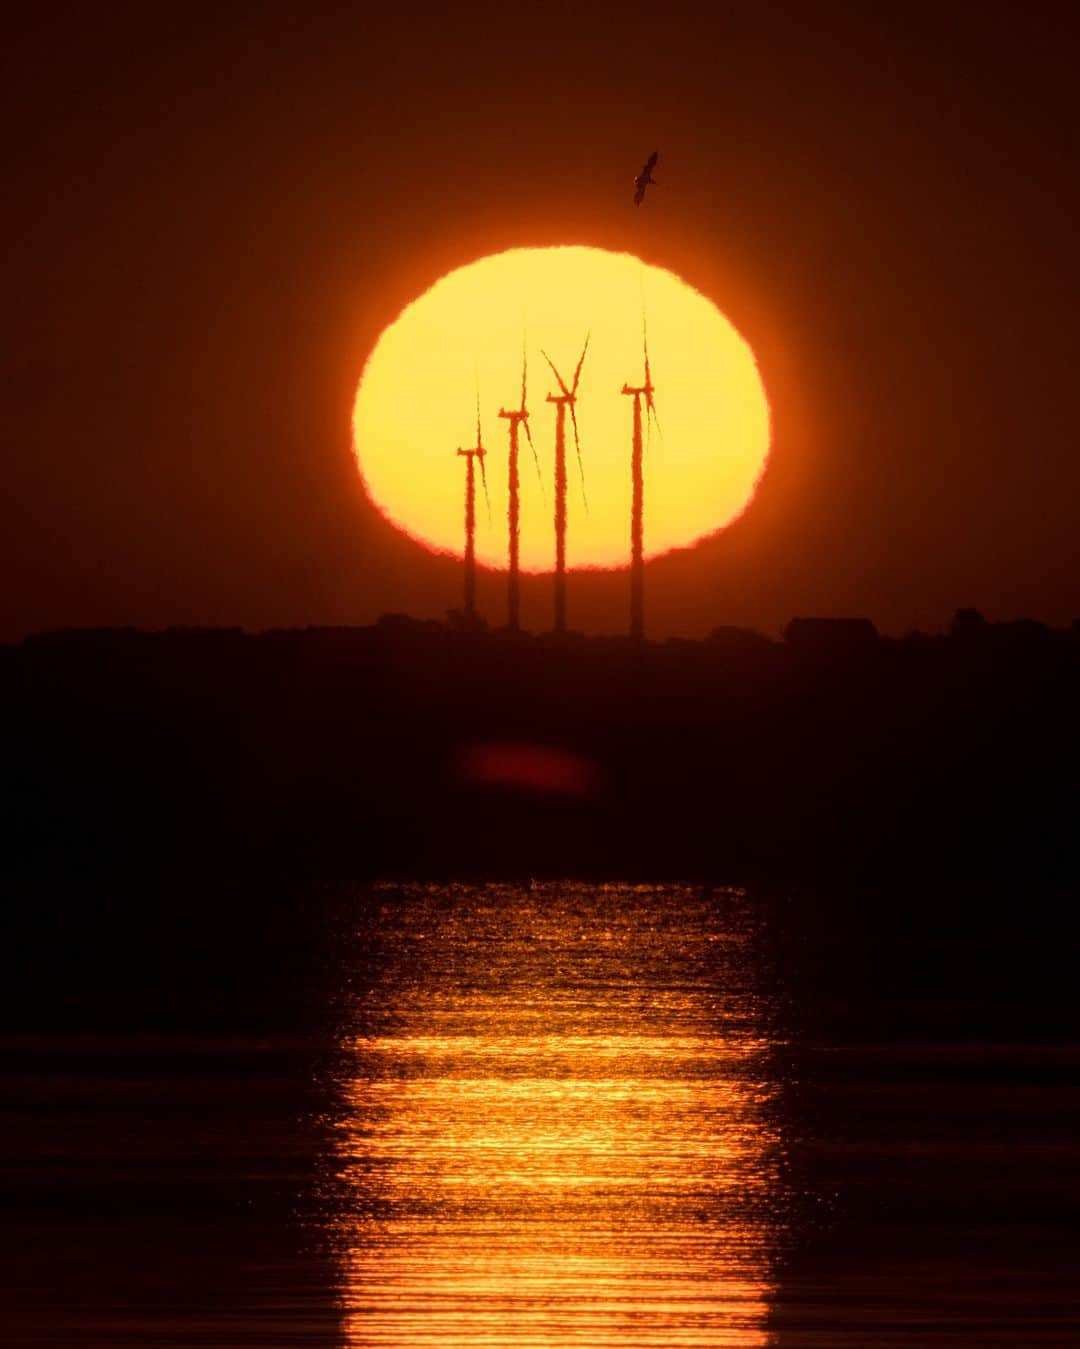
[{"xmin": 3, "ymin": 608, "xmax": 1075, "ymax": 900}]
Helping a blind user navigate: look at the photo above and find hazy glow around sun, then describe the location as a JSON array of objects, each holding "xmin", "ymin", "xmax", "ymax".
[{"xmin": 352, "ymin": 247, "xmax": 770, "ymax": 570}]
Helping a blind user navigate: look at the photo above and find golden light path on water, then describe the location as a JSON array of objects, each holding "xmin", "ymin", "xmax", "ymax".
[{"xmin": 326, "ymin": 884, "xmax": 785, "ymax": 1346}]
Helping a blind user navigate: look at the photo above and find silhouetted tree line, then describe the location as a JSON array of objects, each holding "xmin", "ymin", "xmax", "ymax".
[{"xmin": 1, "ymin": 608, "xmax": 1075, "ymax": 903}]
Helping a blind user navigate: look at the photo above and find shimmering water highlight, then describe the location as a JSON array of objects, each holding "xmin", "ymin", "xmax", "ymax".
[{"xmin": 324, "ymin": 883, "xmax": 784, "ymax": 1346}]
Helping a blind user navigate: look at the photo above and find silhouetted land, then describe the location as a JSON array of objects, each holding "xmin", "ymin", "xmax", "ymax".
[{"xmin": 3, "ymin": 609, "xmax": 1075, "ymax": 897}]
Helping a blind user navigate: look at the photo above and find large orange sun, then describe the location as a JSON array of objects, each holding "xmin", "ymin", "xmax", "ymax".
[{"xmin": 352, "ymin": 247, "xmax": 770, "ymax": 570}]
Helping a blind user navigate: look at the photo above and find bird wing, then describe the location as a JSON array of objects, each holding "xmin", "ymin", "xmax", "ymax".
[
  {"xmin": 633, "ymin": 182, "xmax": 646, "ymax": 206},
  {"xmin": 645, "ymin": 150, "xmax": 658, "ymax": 173}
]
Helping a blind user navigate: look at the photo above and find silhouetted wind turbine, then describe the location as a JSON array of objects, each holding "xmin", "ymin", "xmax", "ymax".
[
  {"xmin": 542, "ymin": 334, "xmax": 589, "ymax": 634},
  {"xmin": 498, "ymin": 338, "xmax": 543, "ymax": 632},
  {"xmin": 456, "ymin": 385, "xmax": 490, "ymax": 625},
  {"xmin": 621, "ymin": 313, "xmax": 661, "ymax": 639}
]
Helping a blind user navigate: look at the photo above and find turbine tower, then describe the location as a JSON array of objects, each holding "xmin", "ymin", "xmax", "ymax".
[
  {"xmin": 620, "ymin": 315, "xmax": 661, "ymax": 640},
  {"xmin": 498, "ymin": 341, "xmax": 543, "ymax": 631},
  {"xmin": 542, "ymin": 335, "xmax": 589, "ymax": 634},
  {"xmin": 456, "ymin": 386, "xmax": 490, "ymax": 626}
]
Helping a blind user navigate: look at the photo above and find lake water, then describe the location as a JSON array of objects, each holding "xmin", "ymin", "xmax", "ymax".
[{"xmin": 3, "ymin": 882, "xmax": 1077, "ymax": 1345}]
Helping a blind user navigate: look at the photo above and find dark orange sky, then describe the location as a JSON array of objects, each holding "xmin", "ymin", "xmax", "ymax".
[{"xmin": 3, "ymin": 3, "xmax": 1079, "ymax": 640}]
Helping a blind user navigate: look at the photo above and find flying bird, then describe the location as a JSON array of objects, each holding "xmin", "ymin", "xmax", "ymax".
[{"xmin": 633, "ymin": 150, "xmax": 658, "ymax": 206}]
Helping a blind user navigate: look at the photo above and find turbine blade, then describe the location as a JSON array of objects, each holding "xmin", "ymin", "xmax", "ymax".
[
  {"xmin": 647, "ymin": 391, "xmax": 663, "ymax": 441},
  {"xmin": 479, "ymin": 453, "xmax": 491, "ymax": 523},
  {"xmin": 520, "ymin": 337, "xmax": 528, "ymax": 414},
  {"xmin": 642, "ymin": 301, "xmax": 661, "ymax": 442},
  {"xmin": 571, "ymin": 332, "xmax": 590, "ymax": 395},
  {"xmin": 570, "ymin": 403, "xmax": 588, "ymax": 514},
  {"xmin": 475, "ymin": 375, "xmax": 482, "ymax": 449},
  {"xmin": 523, "ymin": 417, "xmax": 545, "ymax": 499},
  {"xmin": 541, "ymin": 348, "xmax": 570, "ymax": 398}
]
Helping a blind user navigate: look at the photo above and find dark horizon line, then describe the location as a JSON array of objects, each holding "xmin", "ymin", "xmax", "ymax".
[{"xmin": 6, "ymin": 607, "xmax": 1078, "ymax": 651}]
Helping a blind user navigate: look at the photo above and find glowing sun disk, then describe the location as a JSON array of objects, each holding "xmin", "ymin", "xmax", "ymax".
[{"xmin": 352, "ymin": 247, "xmax": 770, "ymax": 571}]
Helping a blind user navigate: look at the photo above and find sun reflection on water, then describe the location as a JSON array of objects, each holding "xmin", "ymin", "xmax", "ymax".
[{"xmin": 325, "ymin": 883, "xmax": 784, "ymax": 1346}]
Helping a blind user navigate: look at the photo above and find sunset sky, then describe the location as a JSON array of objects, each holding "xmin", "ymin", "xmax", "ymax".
[{"xmin": 3, "ymin": 3, "xmax": 1079, "ymax": 639}]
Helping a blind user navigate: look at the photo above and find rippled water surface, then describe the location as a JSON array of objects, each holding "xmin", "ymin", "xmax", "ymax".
[
  {"xmin": 3, "ymin": 881, "xmax": 1078, "ymax": 1346},
  {"xmin": 327, "ymin": 884, "xmax": 781, "ymax": 1346}
]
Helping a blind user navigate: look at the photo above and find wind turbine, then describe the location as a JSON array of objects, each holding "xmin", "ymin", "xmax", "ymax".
[
  {"xmin": 498, "ymin": 338, "xmax": 543, "ymax": 632},
  {"xmin": 542, "ymin": 334, "xmax": 589, "ymax": 635},
  {"xmin": 620, "ymin": 313, "xmax": 661, "ymax": 640},
  {"xmin": 456, "ymin": 383, "xmax": 490, "ymax": 626}
]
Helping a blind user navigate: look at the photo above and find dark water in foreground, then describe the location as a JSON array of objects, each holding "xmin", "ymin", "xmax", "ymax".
[{"xmin": 3, "ymin": 883, "xmax": 1078, "ymax": 1345}]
